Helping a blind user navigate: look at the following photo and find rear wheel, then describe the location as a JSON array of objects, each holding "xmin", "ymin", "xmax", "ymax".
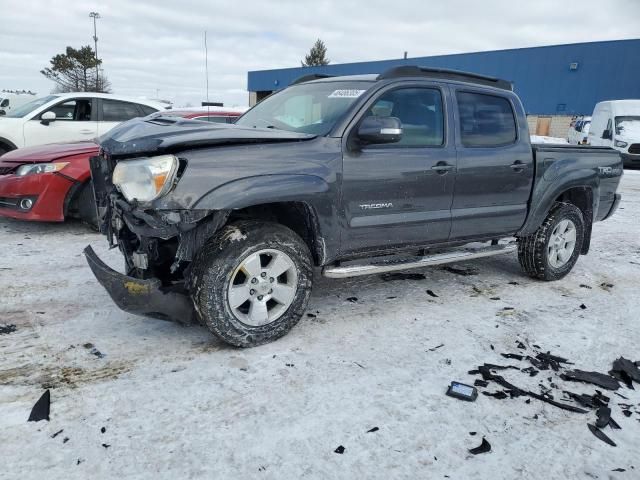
[
  {"xmin": 518, "ymin": 202, "xmax": 585, "ymax": 281},
  {"xmin": 191, "ymin": 220, "xmax": 313, "ymax": 347}
]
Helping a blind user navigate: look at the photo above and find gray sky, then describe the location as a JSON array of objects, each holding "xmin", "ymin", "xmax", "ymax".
[{"xmin": 1, "ymin": 0, "xmax": 638, "ymax": 107}]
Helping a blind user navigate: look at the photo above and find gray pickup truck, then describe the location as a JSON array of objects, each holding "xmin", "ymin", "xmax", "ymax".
[{"xmin": 85, "ymin": 66, "xmax": 623, "ymax": 347}]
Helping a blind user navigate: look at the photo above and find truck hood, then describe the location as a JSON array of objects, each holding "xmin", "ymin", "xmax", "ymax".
[
  {"xmin": 0, "ymin": 141, "xmax": 98, "ymax": 164},
  {"xmin": 99, "ymin": 115, "xmax": 316, "ymax": 158}
]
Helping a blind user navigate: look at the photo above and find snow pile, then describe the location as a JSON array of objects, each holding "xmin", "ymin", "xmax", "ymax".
[{"xmin": 530, "ymin": 135, "xmax": 569, "ymax": 144}]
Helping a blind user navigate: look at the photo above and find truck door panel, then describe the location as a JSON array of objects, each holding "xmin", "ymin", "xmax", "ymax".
[
  {"xmin": 450, "ymin": 89, "xmax": 533, "ymax": 239},
  {"xmin": 341, "ymin": 84, "xmax": 456, "ymax": 255}
]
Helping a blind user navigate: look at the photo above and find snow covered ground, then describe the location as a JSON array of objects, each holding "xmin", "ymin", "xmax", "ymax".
[
  {"xmin": 530, "ymin": 135, "xmax": 569, "ymax": 144},
  {"xmin": 1, "ymin": 172, "xmax": 639, "ymax": 479}
]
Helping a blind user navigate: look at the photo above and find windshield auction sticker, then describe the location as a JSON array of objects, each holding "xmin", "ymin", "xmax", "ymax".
[{"xmin": 328, "ymin": 89, "xmax": 366, "ymax": 98}]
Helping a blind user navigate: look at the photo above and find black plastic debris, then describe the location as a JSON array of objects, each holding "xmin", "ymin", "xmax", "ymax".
[
  {"xmin": 521, "ymin": 367, "xmax": 539, "ymax": 377},
  {"xmin": 367, "ymin": 427, "xmax": 379, "ymax": 433},
  {"xmin": 610, "ymin": 357, "xmax": 640, "ymax": 384},
  {"xmin": 579, "ymin": 284, "xmax": 592, "ymax": 289},
  {"xmin": 469, "ymin": 431, "xmax": 477, "ymax": 436},
  {"xmin": 334, "ymin": 445, "xmax": 345, "ymax": 454},
  {"xmin": 474, "ymin": 379, "xmax": 488, "ymax": 388},
  {"xmin": 63, "ymin": 437, "xmax": 69, "ymax": 444},
  {"xmin": 483, "ymin": 391, "xmax": 508, "ymax": 399},
  {"xmin": 346, "ymin": 297, "xmax": 358, "ymax": 303},
  {"xmin": 51, "ymin": 429, "xmax": 64, "ymax": 438},
  {"xmin": 561, "ymin": 370, "xmax": 620, "ymax": 390},
  {"xmin": 579, "ymin": 304, "xmax": 587, "ymax": 310},
  {"xmin": 622, "ymin": 410, "xmax": 632, "ymax": 418},
  {"xmin": 306, "ymin": 313, "xmax": 316, "ymax": 318},
  {"xmin": 596, "ymin": 407, "xmax": 612, "ymax": 428},
  {"xmin": 587, "ymin": 423, "xmax": 616, "ymax": 447},
  {"xmin": 508, "ymin": 281, "xmax": 519, "ymax": 285},
  {"xmin": 490, "ymin": 297, "xmax": 501, "ymax": 301},
  {"xmin": 442, "ymin": 265, "xmax": 479, "ymax": 276},
  {"xmin": 529, "ymin": 352, "xmax": 571, "ymax": 371},
  {"xmin": 28, "ymin": 390, "xmax": 50, "ymax": 422},
  {"xmin": 612, "ymin": 468, "xmax": 626, "ymax": 472},
  {"xmin": 468, "ymin": 437, "xmax": 491, "ymax": 455},
  {"xmin": 102, "ymin": 443, "xmax": 111, "ymax": 449},
  {"xmin": 101, "ymin": 427, "xmax": 106, "ymax": 434},
  {"xmin": 427, "ymin": 343, "xmax": 444, "ymax": 352},
  {"xmin": 564, "ymin": 391, "xmax": 609, "ymax": 409},
  {"xmin": 516, "ymin": 341, "xmax": 527, "ymax": 350},
  {"xmin": 501, "ymin": 353, "xmax": 524, "ymax": 361},
  {"xmin": 0, "ymin": 324, "xmax": 17, "ymax": 335},
  {"xmin": 380, "ymin": 272, "xmax": 426, "ymax": 281},
  {"xmin": 426, "ymin": 289, "xmax": 439, "ymax": 298}
]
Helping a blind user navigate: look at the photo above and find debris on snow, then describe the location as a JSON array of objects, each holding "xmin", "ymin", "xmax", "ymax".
[
  {"xmin": 28, "ymin": 390, "xmax": 50, "ymax": 422},
  {"xmin": 51, "ymin": 429, "xmax": 64, "ymax": 438},
  {"xmin": 345, "ymin": 297, "xmax": 358, "ymax": 303},
  {"xmin": 441, "ymin": 265, "xmax": 479, "ymax": 276},
  {"xmin": 561, "ymin": 370, "xmax": 620, "ymax": 390},
  {"xmin": 426, "ymin": 289, "xmax": 439, "ymax": 298},
  {"xmin": 334, "ymin": 445, "xmax": 345, "ymax": 454},
  {"xmin": 380, "ymin": 272, "xmax": 426, "ymax": 281},
  {"xmin": 468, "ymin": 437, "xmax": 491, "ymax": 455},
  {"xmin": 366, "ymin": 427, "xmax": 379, "ymax": 433},
  {"xmin": 587, "ymin": 423, "xmax": 616, "ymax": 447},
  {"xmin": 0, "ymin": 324, "xmax": 17, "ymax": 335}
]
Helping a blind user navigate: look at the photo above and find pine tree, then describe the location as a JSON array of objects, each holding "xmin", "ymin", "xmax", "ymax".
[
  {"xmin": 41, "ymin": 46, "xmax": 111, "ymax": 93},
  {"xmin": 301, "ymin": 39, "xmax": 330, "ymax": 67}
]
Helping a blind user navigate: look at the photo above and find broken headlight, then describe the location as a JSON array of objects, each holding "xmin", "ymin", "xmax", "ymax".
[
  {"xmin": 15, "ymin": 162, "xmax": 69, "ymax": 176},
  {"xmin": 112, "ymin": 154, "xmax": 178, "ymax": 203}
]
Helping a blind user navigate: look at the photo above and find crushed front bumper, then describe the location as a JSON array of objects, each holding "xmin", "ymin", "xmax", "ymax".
[{"xmin": 84, "ymin": 245, "xmax": 196, "ymax": 325}]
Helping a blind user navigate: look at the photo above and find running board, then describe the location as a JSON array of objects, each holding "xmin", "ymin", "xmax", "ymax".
[{"xmin": 322, "ymin": 242, "xmax": 518, "ymax": 279}]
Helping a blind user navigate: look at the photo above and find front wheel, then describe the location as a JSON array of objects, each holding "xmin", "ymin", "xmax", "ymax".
[
  {"xmin": 518, "ymin": 202, "xmax": 585, "ymax": 281},
  {"xmin": 191, "ymin": 220, "xmax": 313, "ymax": 347}
]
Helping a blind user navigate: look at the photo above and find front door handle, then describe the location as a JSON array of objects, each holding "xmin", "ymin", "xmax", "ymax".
[
  {"xmin": 510, "ymin": 161, "xmax": 527, "ymax": 172},
  {"xmin": 432, "ymin": 163, "xmax": 454, "ymax": 174}
]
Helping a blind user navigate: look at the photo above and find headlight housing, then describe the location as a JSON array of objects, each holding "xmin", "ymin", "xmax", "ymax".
[
  {"xmin": 112, "ymin": 154, "xmax": 178, "ymax": 203},
  {"xmin": 614, "ymin": 140, "xmax": 628, "ymax": 148},
  {"xmin": 15, "ymin": 162, "xmax": 69, "ymax": 176}
]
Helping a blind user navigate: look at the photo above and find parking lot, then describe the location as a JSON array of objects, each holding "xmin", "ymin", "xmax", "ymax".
[{"xmin": 1, "ymin": 170, "xmax": 638, "ymax": 479}]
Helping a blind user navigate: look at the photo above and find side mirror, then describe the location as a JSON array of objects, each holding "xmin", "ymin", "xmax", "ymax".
[
  {"xmin": 357, "ymin": 116, "xmax": 402, "ymax": 145},
  {"xmin": 602, "ymin": 129, "xmax": 612, "ymax": 140},
  {"xmin": 41, "ymin": 111, "xmax": 56, "ymax": 125}
]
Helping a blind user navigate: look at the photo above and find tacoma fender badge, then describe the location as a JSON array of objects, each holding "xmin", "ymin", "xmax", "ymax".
[{"xmin": 359, "ymin": 202, "xmax": 393, "ymax": 210}]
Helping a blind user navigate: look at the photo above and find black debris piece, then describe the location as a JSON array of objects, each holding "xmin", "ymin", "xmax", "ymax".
[
  {"xmin": 353, "ymin": 362, "xmax": 365, "ymax": 369},
  {"xmin": 367, "ymin": 427, "xmax": 379, "ymax": 433},
  {"xmin": 380, "ymin": 272, "xmax": 426, "ymax": 281},
  {"xmin": 334, "ymin": 445, "xmax": 345, "ymax": 454},
  {"xmin": 579, "ymin": 284, "xmax": 592, "ymax": 289},
  {"xmin": 306, "ymin": 313, "xmax": 316, "ymax": 318},
  {"xmin": 51, "ymin": 429, "xmax": 64, "ymax": 438},
  {"xmin": 346, "ymin": 297, "xmax": 358, "ymax": 303},
  {"xmin": 622, "ymin": 410, "xmax": 632, "ymax": 418},
  {"xmin": 426, "ymin": 289, "xmax": 439, "ymax": 298},
  {"xmin": 564, "ymin": 391, "xmax": 609, "ymax": 409},
  {"xmin": 285, "ymin": 363, "xmax": 294, "ymax": 367},
  {"xmin": 469, "ymin": 431, "xmax": 477, "ymax": 436},
  {"xmin": 28, "ymin": 390, "xmax": 50, "ymax": 422},
  {"xmin": 427, "ymin": 343, "xmax": 444, "ymax": 352},
  {"xmin": 561, "ymin": 370, "xmax": 620, "ymax": 390},
  {"xmin": 468, "ymin": 369, "xmax": 481, "ymax": 375},
  {"xmin": 474, "ymin": 379, "xmax": 488, "ymax": 388},
  {"xmin": 501, "ymin": 353, "xmax": 524, "ymax": 361},
  {"xmin": 490, "ymin": 297, "xmax": 501, "ymax": 301},
  {"xmin": 386, "ymin": 296, "xmax": 397, "ymax": 299},
  {"xmin": 521, "ymin": 367, "xmax": 539, "ymax": 377},
  {"xmin": 579, "ymin": 304, "xmax": 587, "ymax": 310},
  {"xmin": 77, "ymin": 459, "xmax": 82, "ymax": 466},
  {"xmin": 614, "ymin": 392, "xmax": 629, "ymax": 400},
  {"xmin": 102, "ymin": 443, "xmax": 111, "ymax": 449},
  {"xmin": 610, "ymin": 357, "xmax": 640, "ymax": 383},
  {"xmin": 442, "ymin": 265, "xmax": 479, "ymax": 276},
  {"xmin": 525, "ymin": 399, "xmax": 531, "ymax": 404},
  {"xmin": 483, "ymin": 391, "xmax": 508, "ymax": 399},
  {"xmin": 89, "ymin": 348, "xmax": 104, "ymax": 358},
  {"xmin": 529, "ymin": 352, "xmax": 571, "ymax": 371},
  {"xmin": 483, "ymin": 363, "xmax": 521, "ymax": 371},
  {"xmin": 82, "ymin": 342, "xmax": 94, "ymax": 349},
  {"xmin": 468, "ymin": 437, "xmax": 491, "ymax": 455},
  {"xmin": 516, "ymin": 341, "xmax": 527, "ymax": 350},
  {"xmin": 0, "ymin": 324, "xmax": 17, "ymax": 335},
  {"xmin": 587, "ymin": 423, "xmax": 616, "ymax": 447},
  {"xmin": 533, "ymin": 344, "xmax": 541, "ymax": 349},
  {"xmin": 101, "ymin": 427, "xmax": 106, "ymax": 434},
  {"xmin": 600, "ymin": 282, "xmax": 614, "ymax": 290},
  {"xmin": 63, "ymin": 437, "xmax": 69, "ymax": 444},
  {"xmin": 596, "ymin": 407, "xmax": 612, "ymax": 429},
  {"xmin": 609, "ymin": 417, "xmax": 621, "ymax": 430},
  {"xmin": 490, "ymin": 345, "xmax": 495, "ymax": 351},
  {"xmin": 612, "ymin": 468, "xmax": 626, "ymax": 472},
  {"xmin": 508, "ymin": 281, "xmax": 519, "ymax": 285}
]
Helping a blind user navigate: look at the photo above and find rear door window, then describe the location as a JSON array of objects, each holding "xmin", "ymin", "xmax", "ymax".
[
  {"xmin": 457, "ymin": 92, "xmax": 517, "ymax": 147},
  {"xmin": 101, "ymin": 100, "xmax": 144, "ymax": 122}
]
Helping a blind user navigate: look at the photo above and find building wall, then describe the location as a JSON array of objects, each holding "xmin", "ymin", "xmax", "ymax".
[
  {"xmin": 247, "ymin": 39, "xmax": 640, "ymax": 116},
  {"xmin": 527, "ymin": 115, "xmax": 573, "ymax": 139}
]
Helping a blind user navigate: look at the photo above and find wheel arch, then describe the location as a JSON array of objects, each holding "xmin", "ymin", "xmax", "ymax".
[{"xmin": 0, "ymin": 136, "xmax": 18, "ymax": 154}]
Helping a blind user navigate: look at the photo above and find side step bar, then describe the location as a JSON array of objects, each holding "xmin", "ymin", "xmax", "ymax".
[{"xmin": 322, "ymin": 242, "xmax": 517, "ymax": 279}]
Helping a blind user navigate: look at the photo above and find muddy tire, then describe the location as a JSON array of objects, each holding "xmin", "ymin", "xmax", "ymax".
[
  {"xmin": 191, "ymin": 220, "xmax": 313, "ymax": 347},
  {"xmin": 518, "ymin": 202, "xmax": 585, "ymax": 281}
]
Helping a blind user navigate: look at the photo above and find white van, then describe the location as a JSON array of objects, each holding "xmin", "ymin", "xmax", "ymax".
[
  {"xmin": 0, "ymin": 93, "xmax": 37, "ymax": 116},
  {"xmin": 589, "ymin": 100, "xmax": 640, "ymax": 167}
]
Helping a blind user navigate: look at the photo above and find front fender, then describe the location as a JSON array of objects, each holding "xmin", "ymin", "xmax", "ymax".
[
  {"xmin": 518, "ymin": 164, "xmax": 598, "ymax": 236},
  {"xmin": 192, "ymin": 174, "xmax": 330, "ymax": 210}
]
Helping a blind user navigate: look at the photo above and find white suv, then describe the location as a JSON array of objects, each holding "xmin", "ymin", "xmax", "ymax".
[{"xmin": 0, "ymin": 92, "xmax": 166, "ymax": 156}]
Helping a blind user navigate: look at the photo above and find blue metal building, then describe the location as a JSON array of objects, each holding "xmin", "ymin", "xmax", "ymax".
[{"xmin": 247, "ymin": 39, "xmax": 640, "ymax": 115}]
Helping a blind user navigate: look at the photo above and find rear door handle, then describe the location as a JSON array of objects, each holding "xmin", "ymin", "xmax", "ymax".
[
  {"xmin": 510, "ymin": 161, "xmax": 527, "ymax": 171},
  {"xmin": 432, "ymin": 163, "xmax": 454, "ymax": 174}
]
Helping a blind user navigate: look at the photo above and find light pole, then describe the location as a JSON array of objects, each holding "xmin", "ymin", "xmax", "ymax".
[{"xmin": 89, "ymin": 12, "xmax": 100, "ymax": 91}]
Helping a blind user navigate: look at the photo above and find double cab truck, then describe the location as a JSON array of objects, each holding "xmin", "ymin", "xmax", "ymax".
[{"xmin": 85, "ymin": 66, "xmax": 623, "ymax": 347}]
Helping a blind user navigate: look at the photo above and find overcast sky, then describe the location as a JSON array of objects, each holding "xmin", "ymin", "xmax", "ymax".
[{"xmin": 1, "ymin": 0, "xmax": 638, "ymax": 107}]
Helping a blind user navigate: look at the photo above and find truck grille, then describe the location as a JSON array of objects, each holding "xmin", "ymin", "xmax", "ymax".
[{"xmin": 628, "ymin": 144, "xmax": 640, "ymax": 155}]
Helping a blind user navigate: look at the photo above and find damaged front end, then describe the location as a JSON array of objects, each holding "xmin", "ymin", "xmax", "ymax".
[{"xmin": 85, "ymin": 153, "xmax": 228, "ymax": 325}]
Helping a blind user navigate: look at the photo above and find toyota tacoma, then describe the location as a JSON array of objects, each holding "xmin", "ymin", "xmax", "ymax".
[{"xmin": 85, "ymin": 66, "xmax": 623, "ymax": 347}]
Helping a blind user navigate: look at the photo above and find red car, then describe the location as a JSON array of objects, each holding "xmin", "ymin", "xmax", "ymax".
[{"xmin": 0, "ymin": 109, "xmax": 244, "ymax": 224}]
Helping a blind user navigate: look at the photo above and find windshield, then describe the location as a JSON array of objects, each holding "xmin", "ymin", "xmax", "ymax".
[
  {"xmin": 236, "ymin": 81, "xmax": 373, "ymax": 135},
  {"xmin": 615, "ymin": 116, "xmax": 640, "ymax": 137},
  {"xmin": 5, "ymin": 95, "xmax": 59, "ymax": 118}
]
